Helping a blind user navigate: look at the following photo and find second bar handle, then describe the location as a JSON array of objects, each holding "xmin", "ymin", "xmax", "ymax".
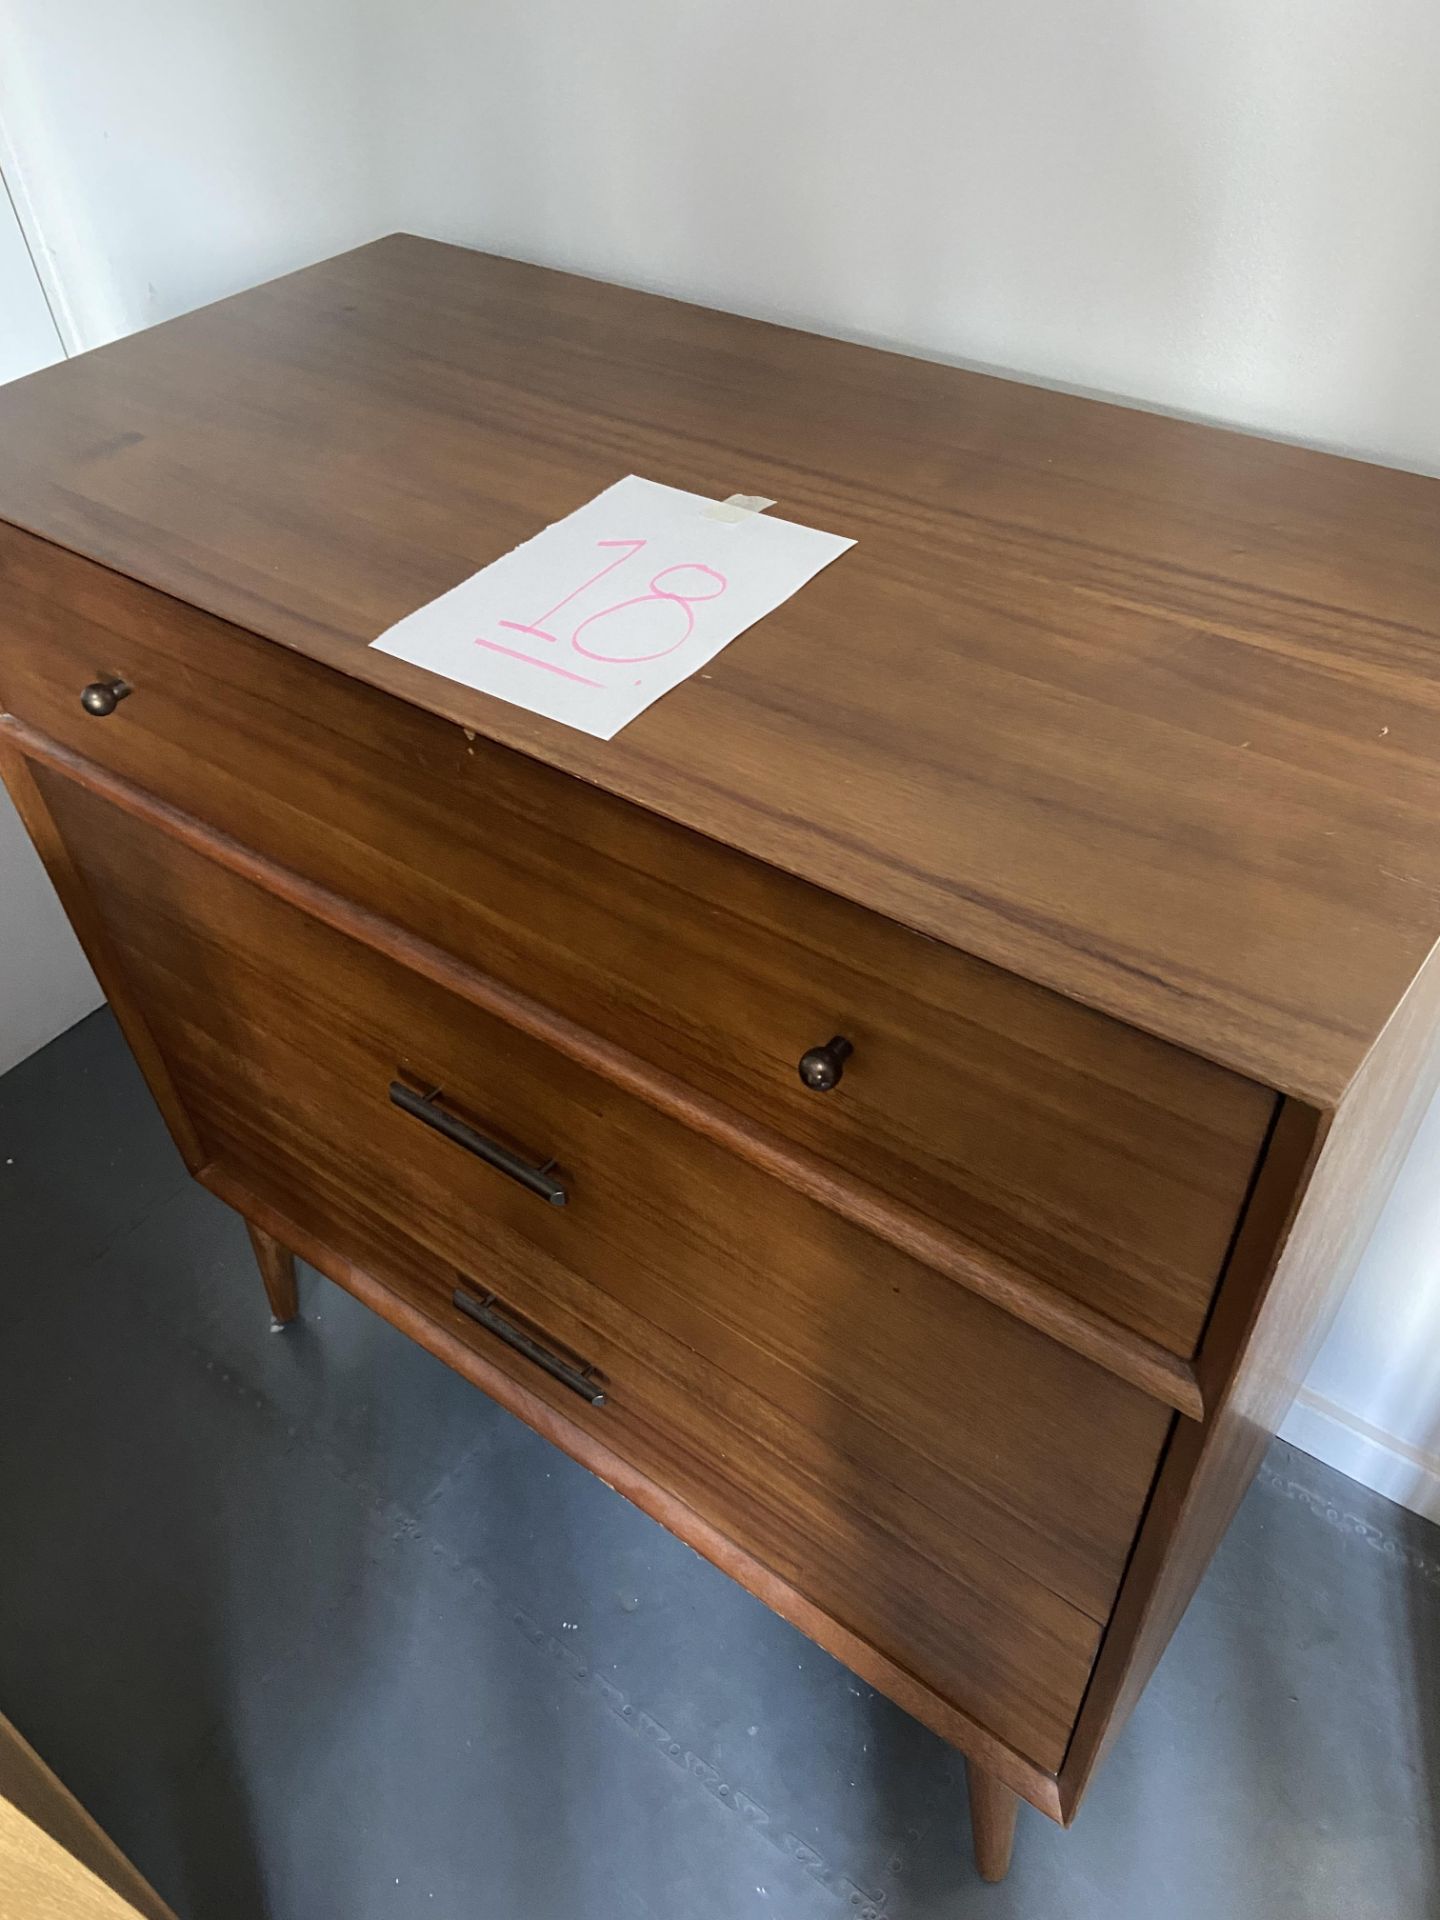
[{"xmin": 389, "ymin": 1080, "xmax": 568, "ymax": 1206}]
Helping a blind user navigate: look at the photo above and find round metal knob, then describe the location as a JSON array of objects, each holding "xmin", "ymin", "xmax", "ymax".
[
  {"xmin": 80, "ymin": 677, "xmax": 132, "ymax": 717},
  {"xmin": 797, "ymin": 1035, "xmax": 853, "ymax": 1092}
]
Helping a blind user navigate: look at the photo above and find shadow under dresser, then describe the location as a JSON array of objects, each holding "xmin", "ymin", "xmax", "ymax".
[{"xmin": 3, "ymin": 235, "xmax": 1440, "ymax": 1888}]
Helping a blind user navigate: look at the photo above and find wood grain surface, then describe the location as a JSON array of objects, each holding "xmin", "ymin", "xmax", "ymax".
[
  {"xmin": 224, "ymin": 1159, "xmax": 1103, "ymax": 1775},
  {"xmin": 6, "ymin": 234, "xmax": 1440, "ymax": 1867},
  {"xmin": 1060, "ymin": 935, "xmax": 1440, "ymax": 1814},
  {"xmin": 4, "ymin": 732, "xmax": 1096, "ymax": 1793},
  {"xmin": 37, "ymin": 764, "xmax": 1172, "ymax": 1638},
  {"xmin": 0, "ymin": 740, "xmax": 206, "ymax": 1172},
  {"xmin": 0, "ymin": 1797, "xmax": 154, "ymax": 1920},
  {"xmin": 244, "ymin": 1220, "xmax": 298, "ymax": 1325},
  {"xmin": 4, "ymin": 712, "xmax": 1212, "ymax": 1417},
  {"xmin": 966, "ymin": 1763, "xmax": 1020, "ymax": 1883},
  {"xmin": 201, "ymin": 1166, "xmax": 1066, "ymax": 1819},
  {"xmin": 0, "ymin": 521, "xmax": 1273, "ymax": 1365},
  {"xmin": 0, "ymin": 236, "xmax": 1437, "ymax": 1101},
  {"xmin": 0, "ymin": 1716, "xmax": 176, "ymax": 1920}
]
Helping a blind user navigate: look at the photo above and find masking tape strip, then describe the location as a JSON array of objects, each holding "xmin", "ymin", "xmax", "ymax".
[{"xmin": 703, "ymin": 492, "xmax": 778, "ymax": 524}]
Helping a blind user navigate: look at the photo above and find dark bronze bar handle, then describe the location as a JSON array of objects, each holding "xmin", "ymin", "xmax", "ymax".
[
  {"xmin": 389, "ymin": 1080, "xmax": 568, "ymax": 1206},
  {"xmin": 452, "ymin": 1287, "xmax": 606, "ymax": 1406},
  {"xmin": 798, "ymin": 1035, "xmax": 853, "ymax": 1092},
  {"xmin": 80, "ymin": 675, "xmax": 132, "ymax": 717}
]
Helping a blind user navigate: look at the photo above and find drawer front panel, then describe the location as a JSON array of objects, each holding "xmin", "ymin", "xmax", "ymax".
[
  {"xmin": 38, "ymin": 766, "xmax": 1176, "ymax": 1767},
  {"xmin": 208, "ymin": 1147, "xmax": 1104, "ymax": 1775},
  {"xmin": 0, "ymin": 524, "xmax": 1275, "ymax": 1360}
]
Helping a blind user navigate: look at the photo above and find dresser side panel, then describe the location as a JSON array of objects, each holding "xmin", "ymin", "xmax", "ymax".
[
  {"xmin": 0, "ymin": 738, "xmax": 206, "ymax": 1170},
  {"xmin": 1060, "ymin": 938, "xmax": 1440, "ymax": 1815}
]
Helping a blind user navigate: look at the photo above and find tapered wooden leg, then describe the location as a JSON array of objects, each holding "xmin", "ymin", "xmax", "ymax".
[
  {"xmin": 966, "ymin": 1762, "xmax": 1019, "ymax": 1883},
  {"xmin": 245, "ymin": 1221, "xmax": 299, "ymax": 1328}
]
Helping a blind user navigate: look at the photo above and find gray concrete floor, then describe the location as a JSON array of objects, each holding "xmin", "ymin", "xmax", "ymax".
[{"xmin": 1, "ymin": 1009, "xmax": 1436, "ymax": 1920}]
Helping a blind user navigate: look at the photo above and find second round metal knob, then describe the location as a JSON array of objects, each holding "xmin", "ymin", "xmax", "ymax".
[
  {"xmin": 797, "ymin": 1035, "xmax": 853, "ymax": 1092},
  {"xmin": 80, "ymin": 677, "xmax": 132, "ymax": 717}
]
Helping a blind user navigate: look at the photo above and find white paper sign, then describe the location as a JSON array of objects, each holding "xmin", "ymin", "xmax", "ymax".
[{"xmin": 371, "ymin": 476, "xmax": 854, "ymax": 740}]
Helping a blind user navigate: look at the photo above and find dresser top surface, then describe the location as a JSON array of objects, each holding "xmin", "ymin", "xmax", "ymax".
[{"xmin": 1, "ymin": 233, "xmax": 1438, "ymax": 1104}]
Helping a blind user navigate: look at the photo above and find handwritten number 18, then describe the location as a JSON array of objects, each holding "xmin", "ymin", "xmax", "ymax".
[{"xmin": 477, "ymin": 538, "xmax": 728, "ymax": 689}]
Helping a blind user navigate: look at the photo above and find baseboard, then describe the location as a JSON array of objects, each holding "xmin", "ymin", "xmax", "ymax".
[{"xmin": 1280, "ymin": 1388, "xmax": 1440, "ymax": 1525}]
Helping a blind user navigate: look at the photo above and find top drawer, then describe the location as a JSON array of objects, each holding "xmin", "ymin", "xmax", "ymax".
[{"xmin": 0, "ymin": 522, "xmax": 1274, "ymax": 1360}]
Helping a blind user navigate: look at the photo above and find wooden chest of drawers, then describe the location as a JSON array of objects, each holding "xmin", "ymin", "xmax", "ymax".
[{"xmin": 4, "ymin": 236, "xmax": 1440, "ymax": 1885}]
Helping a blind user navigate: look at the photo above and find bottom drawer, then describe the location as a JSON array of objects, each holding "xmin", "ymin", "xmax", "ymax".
[
  {"xmin": 224, "ymin": 1148, "xmax": 1107, "ymax": 1769},
  {"xmin": 37, "ymin": 764, "xmax": 1174, "ymax": 1772},
  {"xmin": 217, "ymin": 1142, "xmax": 1107, "ymax": 1775}
]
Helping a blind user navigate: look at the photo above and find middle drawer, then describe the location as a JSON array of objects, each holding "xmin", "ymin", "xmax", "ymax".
[{"xmin": 41, "ymin": 759, "xmax": 1173, "ymax": 1639}]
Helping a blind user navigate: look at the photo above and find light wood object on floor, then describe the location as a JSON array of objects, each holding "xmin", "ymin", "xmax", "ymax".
[
  {"xmin": 4, "ymin": 237, "xmax": 1440, "ymax": 1885},
  {"xmin": 0, "ymin": 1714, "xmax": 177, "ymax": 1920}
]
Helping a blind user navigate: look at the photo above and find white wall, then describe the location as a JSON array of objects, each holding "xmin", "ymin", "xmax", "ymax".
[
  {"xmin": 0, "ymin": 0, "xmax": 394, "ymax": 1076},
  {"xmin": 391, "ymin": 0, "xmax": 1440, "ymax": 477},
  {"xmin": 0, "ymin": 0, "xmax": 393, "ymax": 352},
  {"xmin": 0, "ymin": 176, "xmax": 103, "ymax": 1075},
  {"xmin": 1283, "ymin": 1096, "xmax": 1440, "ymax": 1524},
  {"xmin": 0, "ymin": 0, "xmax": 1438, "ymax": 1507},
  {"xmin": 0, "ymin": 172, "xmax": 62, "ymax": 370},
  {"xmin": 9, "ymin": 0, "xmax": 1440, "ymax": 475}
]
